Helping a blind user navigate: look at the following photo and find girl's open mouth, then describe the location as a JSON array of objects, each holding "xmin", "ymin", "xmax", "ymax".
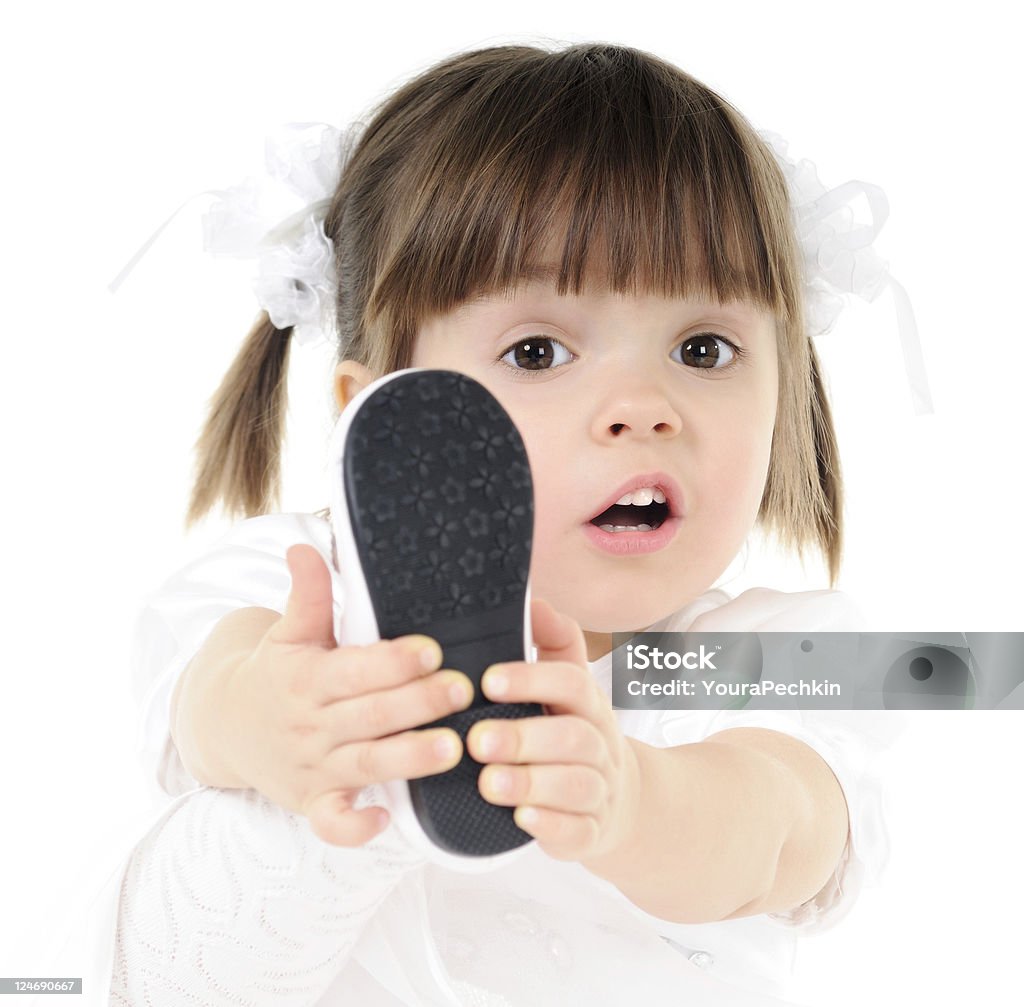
[
  {"xmin": 583, "ymin": 476, "xmax": 683, "ymax": 555},
  {"xmin": 589, "ymin": 492, "xmax": 670, "ymax": 532}
]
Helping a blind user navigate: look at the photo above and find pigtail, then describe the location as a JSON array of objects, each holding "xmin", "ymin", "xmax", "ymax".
[
  {"xmin": 808, "ymin": 343, "xmax": 844, "ymax": 588},
  {"xmin": 185, "ymin": 311, "xmax": 292, "ymax": 528},
  {"xmin": 758, "ymin": 321, "xmax": 845, "ymax": 589}
]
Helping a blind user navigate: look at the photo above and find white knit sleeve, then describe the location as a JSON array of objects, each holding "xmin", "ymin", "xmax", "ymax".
[{"xmin": 109, "ymin": 783, "xmax": 425, "ymax": 1006}]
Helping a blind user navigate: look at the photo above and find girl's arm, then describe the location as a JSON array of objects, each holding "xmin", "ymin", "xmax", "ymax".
[{"xmin": 580, "ymin": 728, "xmax": 849, "ymax": 924}]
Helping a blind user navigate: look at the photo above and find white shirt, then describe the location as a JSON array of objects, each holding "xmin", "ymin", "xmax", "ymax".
[{"xmin": 41, "ymin": 513, "xmax": 901, "ymax": 1006}]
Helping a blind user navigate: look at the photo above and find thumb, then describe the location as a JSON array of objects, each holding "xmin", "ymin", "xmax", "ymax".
[
  {"xmin": 530, "ymin": 597, "xmax": 588, "ymax": 668},
  {"xmin": 273, "ymin": 544, "xmax": 337, "ymax": 647}
]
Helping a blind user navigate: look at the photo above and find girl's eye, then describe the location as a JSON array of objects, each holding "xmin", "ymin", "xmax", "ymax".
[
  {"xmin": 499, "ymin": 335, "xmax": 573, "ymax": 371},
  {"xmin": 672, "ymin": 333, "xmax": 738, "ymax": 370}
]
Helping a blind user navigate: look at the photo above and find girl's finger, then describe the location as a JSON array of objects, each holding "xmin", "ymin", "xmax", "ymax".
[
  {"xmin": 312, "ymin": 635, "xmax": 444, "ymax": 704},
  {"xmin": 512, "ymin": 806, "xmax": 599, "ymax": 861},
  {"xmin": 318, "ymin": 724, "xmax": 465, "ymax": 787},
  {"xmin": 272, "ymin": 545, "xmax": 337, "ymax": 648},
  {"xmin": 467, "ymin": 713, "xmax": 605, "ymax": 768},
  {"xmin": 529, "ymin": 597, "xmax": 589, "ymax": 668},
  {"xmin": 316, "ymin": 668, "xmax": 473, "ymax": 747},
  {"xmin": 481, "ymin": 659, "xmax": 611, "ymax": 724},
  {"xmin": 478, "ymin": 761, "xmax": 607, "ymax": 814},
  {"xmin": 301, "ymin": 789, "xmax": 389, "ymax": 847}
]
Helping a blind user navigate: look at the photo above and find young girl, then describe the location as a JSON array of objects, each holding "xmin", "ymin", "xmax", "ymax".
[{"xmin": 92, "ymin": 41, "xmax": 900, "ymax": 1006}]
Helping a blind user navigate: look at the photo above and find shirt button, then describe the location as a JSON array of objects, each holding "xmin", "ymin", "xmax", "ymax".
[{"xmin": 688, "ymin": 950, "xmax": 714, "ymax": 970}]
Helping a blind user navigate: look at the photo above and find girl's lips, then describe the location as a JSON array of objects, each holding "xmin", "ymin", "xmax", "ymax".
[
  {"xmin": 581, "ymin": 472, "xmax": 684, "ymax": 556},
  {"xmin": 582, "ymin": 515, "xmax": 681, "ymax": 555}
]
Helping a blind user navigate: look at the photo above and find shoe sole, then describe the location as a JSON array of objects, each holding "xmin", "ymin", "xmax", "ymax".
[{"xmin": 329, "ymin": 368, "xmax": 540, "ymax": 861}]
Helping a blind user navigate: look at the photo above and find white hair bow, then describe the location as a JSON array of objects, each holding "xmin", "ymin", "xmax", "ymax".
[
  {"xmin": 760, "ymin": 131, "xmax": 933, "ymax": 415},
  {"xmin": 108, "ymin": 122, "xmax": 356, "ymax": 348}
]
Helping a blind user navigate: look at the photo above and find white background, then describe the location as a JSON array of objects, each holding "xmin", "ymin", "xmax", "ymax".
[{"xmin": 3, "ymin": 2, "xmax": 1022, "ymax": 1004}]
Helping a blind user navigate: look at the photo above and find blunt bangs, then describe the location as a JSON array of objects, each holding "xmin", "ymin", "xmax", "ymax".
[{"xmin": 363, "ymin": 44, "xmax": 798, "ymax": 362}]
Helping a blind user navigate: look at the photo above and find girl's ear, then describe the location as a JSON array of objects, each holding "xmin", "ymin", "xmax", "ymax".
[{"xmin": 333, "ymin": 360, "xmax": 375, "ymax": 412}]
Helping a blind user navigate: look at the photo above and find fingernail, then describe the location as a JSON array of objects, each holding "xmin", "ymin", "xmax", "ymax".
[
  {"xmin": 434, "ymin": 731, "xmax": 460, "ymax": 761},
  {"xmin": 488, "ymin": 769, "xmax": 511, "ymax": 797},
  {"xmin": 445, "ymin": 673, "xmax": 473, "ymax": 707},
  {"xmin": 403, "ymin": 636, "xmax": 441, "ymax": 671},
  {"xmin": 483, "ymin": 668, "xmax": 508, "ymax": 697},
  {"xmin": 516, "ymin": 806, "xmax": 539, "ymax": 828},
  {"xmin": 477, "ymin": 728, "xmax": 501, "ymax": 758}
]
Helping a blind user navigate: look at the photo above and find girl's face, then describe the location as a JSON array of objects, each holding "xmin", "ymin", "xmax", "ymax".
[{"xmin": 406, "ymin": 278, "xmax": 779, "ymax": 659}]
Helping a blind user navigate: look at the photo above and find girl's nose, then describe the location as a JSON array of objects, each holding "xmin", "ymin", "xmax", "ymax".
[{"xmin": 590, "ymin": 387, "xmax": 683, "ymax": 442}]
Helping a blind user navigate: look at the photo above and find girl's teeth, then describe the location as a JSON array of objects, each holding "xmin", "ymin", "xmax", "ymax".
[
  {"xmin": 613, "ymin": 487, "xmax": 666, "ymax": 506},
  {"xmin": 599, "ymin": 523, "xmax": 655, "ymax": 533}
]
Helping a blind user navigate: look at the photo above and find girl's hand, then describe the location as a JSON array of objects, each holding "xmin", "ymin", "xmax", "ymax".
[
  {"xmin": 215, "ymin": 545, "xmax": 475, "ymax": 848},
  {"xmin": 466, "ymin": 598, "xmax": 642, "ymax": 863}
]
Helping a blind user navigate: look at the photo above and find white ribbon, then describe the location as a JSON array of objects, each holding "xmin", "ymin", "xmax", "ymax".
[
  {"xmin": 108, "ymin": 122, "xmax": 356, "ymax": 348},
  {"xmin": 761, "ymin": 131, "xmax": 934, "ymax": 415}
]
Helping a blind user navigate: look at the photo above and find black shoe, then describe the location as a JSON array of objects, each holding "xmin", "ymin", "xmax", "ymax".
[{"xmin": 328, "ymin": 368, "xmax": 540, "ymax": 865}]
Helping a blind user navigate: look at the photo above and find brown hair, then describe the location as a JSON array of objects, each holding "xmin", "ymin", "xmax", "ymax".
[{"xmin": 187, "ymin": 42, "xmax": 843, "ymax": 585}]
